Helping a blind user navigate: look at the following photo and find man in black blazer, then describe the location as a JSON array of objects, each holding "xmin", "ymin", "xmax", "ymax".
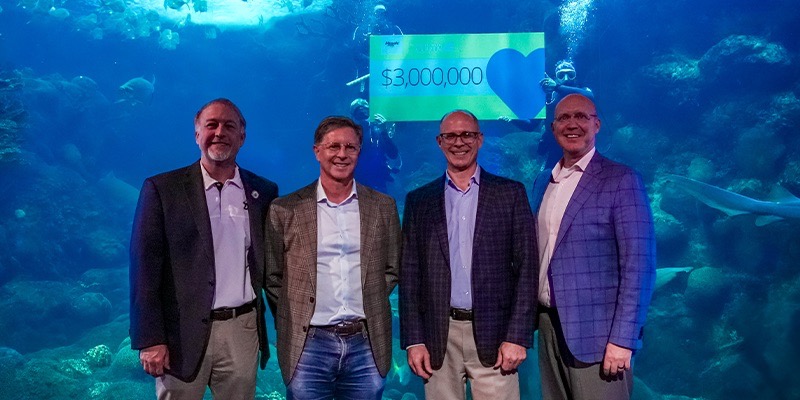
[
  {"xmin": 400, "ymin": 110, "xmax": 537, "ymax": 399},
  {"xmin": 130, "ymin": 98, "xmax": 278, "ymax": 399}
]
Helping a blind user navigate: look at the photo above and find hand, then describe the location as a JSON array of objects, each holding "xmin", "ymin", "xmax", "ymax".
[
  {"xmin": 407, "ymin": 345, "xmax": 433, "ymax": 379},
  {"xmin": 140, "ymin": 344, "xmax": 170, "ymax": 377},
  {"xmin": 539, "ymin": 77, "xmax": 557, "ymax": 93},
  {"xmin": 602, "ymin": 342, "xmax": 632, "ymax": 378},
  {"xmin": 493, "ymin": 342, "xmax": 526, "ymax": 372},
  {"xmin": 498, "ymin": 116, "xmax": 512, "ymax": 122}
]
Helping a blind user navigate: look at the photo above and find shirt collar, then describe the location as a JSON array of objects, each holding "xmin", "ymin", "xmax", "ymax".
[
  {"xmin": 316, "ymin": 179, "xmax": 358, "ymax": 205},
  {"xmin": 551, "ymin": 147, "xmax": 595, "ymax": 182},
  {"xmin": 201, "ymin": 163, "xmax": 243, "ymax": 191},
  {"xmin": 445, "ymin": 165, "xmax": 481, "ymax": 192}
]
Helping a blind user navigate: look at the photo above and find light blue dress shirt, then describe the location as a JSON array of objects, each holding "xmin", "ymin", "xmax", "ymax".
[
  {"xmin": 311, "ymin": 180, "xmax": 365, "ymax": 326},
  {"xmin": 445, "ymin": 166, "xmax": 481, "ymax": 310},
  {"xmin": 201, "ymin": 164, "xmax": 254, "ymax": 309}
]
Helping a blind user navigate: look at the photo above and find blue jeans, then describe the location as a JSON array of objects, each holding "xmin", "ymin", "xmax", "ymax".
[{"xmin": 286, "ymin": 327, "xmax": 384, "ymax": 400}]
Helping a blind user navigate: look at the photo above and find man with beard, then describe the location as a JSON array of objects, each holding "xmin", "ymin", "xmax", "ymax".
[{"xmin": 130, "ymin": 98, "xmax": 278, "ymax": 399}]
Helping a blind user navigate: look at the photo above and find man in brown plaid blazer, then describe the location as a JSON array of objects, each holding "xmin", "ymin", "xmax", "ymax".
[{"xmin": 265, "ymin": 116, "xmax": 401, "ymax": 399}]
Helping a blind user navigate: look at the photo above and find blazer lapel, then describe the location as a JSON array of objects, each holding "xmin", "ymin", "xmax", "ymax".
[
  {"xmin": 553, "ymin": 153, "xmax": 604, "ymax": 253},
  {"xmin": 240, "ymin": 169, "xmax": 263, "ymax": 286},
  {"xmin": 240, "ymin": 170, "xmax": 259, "ymax": 246},
  {"xmin": 294, "ymin": 183, "xmax": 319, "ymax": 294},
  {"xmin": 472, "ymin": 170, "xmax": 494, "ymax": 251},
  {"xmin": 184, "ymin": 162, "xmax": 215, "ymax": 267},
  {"xmin": 432, "ymin": 176, "xmax": 451, "ymax": 268}
]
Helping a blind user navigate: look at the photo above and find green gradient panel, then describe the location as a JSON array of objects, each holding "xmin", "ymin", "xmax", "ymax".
[{"xmin": 369, "ymin": 33, "xmax": 546, "ymax": 121}]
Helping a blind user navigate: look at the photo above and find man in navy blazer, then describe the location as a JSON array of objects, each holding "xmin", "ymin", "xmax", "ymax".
[
  {"xmin": 531, "ymin": 94, "xmax": 656, "ymax": 399},
  {"xmin": 400, "ymin": 110, "xmax": 536, "ymax": 399},
  {"xmin": 130, "ymin": 98, "xmax": 278, "ymax": 399}
]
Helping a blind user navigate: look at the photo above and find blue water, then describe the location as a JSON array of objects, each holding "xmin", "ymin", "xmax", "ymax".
[{"xmin": 1, "ymin": 0, "xmax": 799, "ymax": 399}]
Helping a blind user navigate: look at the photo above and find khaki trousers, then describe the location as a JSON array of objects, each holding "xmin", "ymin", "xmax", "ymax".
[
  {"xmin": 424, "ymin": 318, "xmax": 520, "ymax": 400},
  {"xmin": 155, "ymin": 310, "xmax": 259, "ymax": 400}
]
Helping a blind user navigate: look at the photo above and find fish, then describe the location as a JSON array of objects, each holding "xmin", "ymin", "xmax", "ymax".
[
  {"xmin": 666, "ymin": 174, "xmax": 800, "ymax": 226},
  {"xmin": 97, "ymin": 172, "xmax": 140, "ymax": 211},
  {"xmin": 48, "ymin": 7, "xmax": 70, "ymax": 19},
  {"xmin": 72, "ymin": 75, "xmax": 99, "ymax": 91},
  {"xmin": 163, "ymin": 0, "xmax": 188, "ymax": 11},
  {"xmin": 655, "ymin": 267, "xmax": 693, "ymax": 291},
  {"xmin": 116, "ymin": 76, "xmax": 155, "ymax": 106}
]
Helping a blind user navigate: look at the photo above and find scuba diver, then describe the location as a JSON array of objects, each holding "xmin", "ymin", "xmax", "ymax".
[
  {"xmin": 540, "ymin": 59, "xmax": 594, "ymax": 105},
  {"xmin": 349, "ymin": 3, "xmax": 403, "ymax": 93},
  {"xmin": 349, "ymin": 98, "xmax": 401, "ymax": 194},
  {"xmin": 499, "ymin": 59, "xmax": 594, "ymax": 166}
]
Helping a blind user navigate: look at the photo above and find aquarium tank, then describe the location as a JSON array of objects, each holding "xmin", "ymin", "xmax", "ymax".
[{"xmin": 0, "ymin": 0, "xmax": 798, "ymax": 399}]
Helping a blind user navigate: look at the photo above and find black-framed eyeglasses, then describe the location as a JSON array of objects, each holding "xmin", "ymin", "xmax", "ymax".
[
  {"xmin": 554, "ymin": 112, "xmax": 597, "ymax": 123},
  {"xmin": 316, "ymin": 142, "xmax": 361, "ymax": 155},
  {"xmin": 438, "ymin": 131, "xmax": 482, "ymax": 144}
]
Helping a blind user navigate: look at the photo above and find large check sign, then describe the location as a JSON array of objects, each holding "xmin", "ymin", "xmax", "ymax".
[{"xmin": 369, "ymin": 33, "xmax": 546, "ymax": 122}]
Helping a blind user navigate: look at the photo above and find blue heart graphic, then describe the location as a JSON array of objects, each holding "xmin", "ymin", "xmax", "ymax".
[{"xmin": 486, "ymin": 48, "xmax": 546, "ymax": 119}]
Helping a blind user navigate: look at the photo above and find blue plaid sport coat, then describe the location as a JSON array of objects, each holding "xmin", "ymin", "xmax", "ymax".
[
  {"xmin": 531, "ymin": 152, "xmax": 656, "ymax": 363},
  {"xmin": 400, "ymin": 169, "xmax": 537, "ymax": 369}
]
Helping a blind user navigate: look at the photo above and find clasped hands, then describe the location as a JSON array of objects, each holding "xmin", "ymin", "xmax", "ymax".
[{"xmin": 406, "ymin": 342, "xmax": 526, "ymax": 379}]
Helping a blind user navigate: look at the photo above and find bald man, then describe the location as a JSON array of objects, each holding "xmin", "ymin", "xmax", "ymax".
[
  {"xmin": 530, "ymin": 94, "xmax": 656, "ymax": 399},
  {"xmin": 400, "ymin": 109, "xmax": 536, "ymax": 400}
]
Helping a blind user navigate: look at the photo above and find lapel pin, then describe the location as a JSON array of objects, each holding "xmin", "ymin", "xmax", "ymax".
[{"xmin": 251, "ymin": 190, "xmax": 259, "ymax": 199}]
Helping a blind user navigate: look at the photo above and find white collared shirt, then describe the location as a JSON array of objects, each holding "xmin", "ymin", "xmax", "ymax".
[
  {"xmin": 537, "ymin": 148, "xmax": 596, "ymax": 307},
  {"xmin": 201, "ymin": 164, "xmax": 254, "ymax": 309},
  {"xmin": 311, "ymin": 179, "xmax": 365, "ymax": 325}
]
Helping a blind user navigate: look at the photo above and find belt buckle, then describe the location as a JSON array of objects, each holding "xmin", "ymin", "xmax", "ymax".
[
  {"xmin": 336, "ymin": 320, "xmax": 360, "ymax": 335},
  {"xmin": 450, "ymin": 308, "xmax": 472, "ymax": 321}
]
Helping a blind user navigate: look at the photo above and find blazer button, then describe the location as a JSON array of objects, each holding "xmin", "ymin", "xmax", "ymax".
[
  {"xmin": 310, "ymin": 296, "xmax": 315, "ymax": 303},
  {"xmin": 202, "ymin": 318, "xmax": 209, "ymax": 324},
  {"xmin": 208, "ymin": 280, "xmax": 214, "ymax": 286},
  {"xmin": 302, "ymin": 326, "xmax": 307, "ymax": 333}
]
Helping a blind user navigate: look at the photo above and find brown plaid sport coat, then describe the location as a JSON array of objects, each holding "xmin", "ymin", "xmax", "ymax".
[{"xmin": 265, "ymin": 181, "xmax": 401, "ymax": 384}]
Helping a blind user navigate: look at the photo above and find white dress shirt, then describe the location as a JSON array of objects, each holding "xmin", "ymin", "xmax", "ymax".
[
  {"xmin": 311, "ymin": 179, "xmax": 366, "ymax": 325},
  {"xmin": 537, "ymin": 148, "xmax": 595, "ymax": 307},
  {"xmin": 201, "ymin": 164, "xmax": 254, "ymax": 309}
]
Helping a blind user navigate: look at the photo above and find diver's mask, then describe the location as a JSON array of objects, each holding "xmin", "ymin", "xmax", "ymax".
[{"xmin": 554, "ymin": 60, "xmax": 577, "ymax": 84}]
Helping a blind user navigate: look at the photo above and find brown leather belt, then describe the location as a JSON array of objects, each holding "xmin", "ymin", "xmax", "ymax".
[
  {"xmin": 211, "ymin": 300, "xmax": 256, "ymax": 321},
  {"xmin": 450, "ymin": 308, "xmax": 473, "ymax": 321},
  {"xmin": 313, "ymin": 320, "xmax": 365, "ymax": 335}
]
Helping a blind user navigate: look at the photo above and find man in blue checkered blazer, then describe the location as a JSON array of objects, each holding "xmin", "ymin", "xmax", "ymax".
[{"xmin": 530, "ymin": 94, "xmax": 656, "ymax": 400}]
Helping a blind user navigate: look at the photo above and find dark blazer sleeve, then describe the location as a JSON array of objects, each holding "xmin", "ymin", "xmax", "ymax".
[
  {"xmin": 129, "ymin": 178, "xmax": 168, "ymax": 350},
  {"xmin": 503, "ymin": 181, "xmax": 537, "ymax": 347},
  {"xmin": 399, "ymin": 189, "xmax": 424, "ymax": 348}
]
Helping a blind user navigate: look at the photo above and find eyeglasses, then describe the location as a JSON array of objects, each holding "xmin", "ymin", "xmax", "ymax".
[
  {"xmin": 438, "ymin": 131, "xmax": 481, "ymax": 144},
  {"xmin": 317, "ymin": 142, "xmax": 360, "ymax": 155},
  {"xmin": 554, "ymin": 112, "xmax": 597, "ymax": 123}
]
